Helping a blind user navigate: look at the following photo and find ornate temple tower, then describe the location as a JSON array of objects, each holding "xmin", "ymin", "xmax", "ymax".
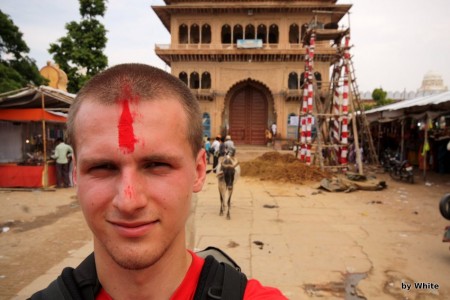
[{"xmin": 153, "ymin": 0, "xmax": 351, "ymax": 145}]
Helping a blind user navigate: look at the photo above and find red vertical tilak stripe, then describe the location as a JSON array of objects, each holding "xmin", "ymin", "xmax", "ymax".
[
  {"xmin": 118, "ymin": 83, "xmax": 138, "ymax": 154},
  {"xmin": 118, "ymin": 100, "xmax": 137, "ymax": 153}
]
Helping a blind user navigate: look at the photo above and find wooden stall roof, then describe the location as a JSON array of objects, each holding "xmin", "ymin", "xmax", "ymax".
[{"xmin": 0, "ymin": 86, "xmax": 75, "ymax": 111}]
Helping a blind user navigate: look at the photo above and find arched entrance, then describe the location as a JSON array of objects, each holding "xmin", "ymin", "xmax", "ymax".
[{"xmin": 228, "ymin": 83, "xmax": 269, "ymax": 145}]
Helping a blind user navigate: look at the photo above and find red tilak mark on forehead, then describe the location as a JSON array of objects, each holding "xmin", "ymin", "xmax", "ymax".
[{"xmin": 118, "ymin": 83, "xmax": 138, "ymax": 154}]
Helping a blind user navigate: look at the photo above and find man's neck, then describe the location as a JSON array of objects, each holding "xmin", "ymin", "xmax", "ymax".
[{"xmin": 94, "ymin": 240, "xmax": 192, "ymax": 299}]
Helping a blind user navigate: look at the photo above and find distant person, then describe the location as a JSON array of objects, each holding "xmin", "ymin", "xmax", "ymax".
[
  {"xmin": 30, "ymin": 64, "xmax": 287, "ymax": 299},
  {"xmin": 204, "ymin": 137, "xmax": 211, "ymax": 164},
  {"xmin": 224, "ymin": 135, "xmax": 236, "ymax": 156},
  {"xmin": 219, "ymin": 136, "xmax": 226, "ymax": 157},
  {"xmin": 211, "ymin": 135, "xmax": 221, "ymax": 172},
  {"xmin": 51, "ymin": 138, "xmax": 73, "ymax": 188},
  {"xmin": 271, "ymin": 122, "xmax": 277, "ymax": 138}
]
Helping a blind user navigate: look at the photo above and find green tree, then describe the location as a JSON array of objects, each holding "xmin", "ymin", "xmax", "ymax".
[
  {"xmin": 0, "ymin": 10, "xmax": 46, "ymax": 93},
  {"xmin": 49, "ymin": 0, "xmax": 108, "ymax": 93},
  {"xmin": 372, "ymin": 87, "xmax": 393, "ymax": 107}
]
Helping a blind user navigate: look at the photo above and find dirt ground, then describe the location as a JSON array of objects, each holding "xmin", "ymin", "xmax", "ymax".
[
  {"xmin": 0, "ymin": 188, "xmax": 91, "ymax": 299},
  {"xmin": 1, "ymin": 151, "xmax": 450, "ymax": 299}
]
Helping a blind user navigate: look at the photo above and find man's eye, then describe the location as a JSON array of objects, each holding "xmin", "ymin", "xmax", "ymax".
[
  {"xmin": 90, "ymin": 164, "xmax": 117, "ymax": 171},
  {"xmin": 144, "ymin": 162, "xmax": 170, "ymax": 169}
]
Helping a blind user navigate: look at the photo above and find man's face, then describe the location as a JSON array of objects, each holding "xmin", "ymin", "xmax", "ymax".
[{"xmin": 73, "ymin": 97, "xmax": 206, "ymax": 270}]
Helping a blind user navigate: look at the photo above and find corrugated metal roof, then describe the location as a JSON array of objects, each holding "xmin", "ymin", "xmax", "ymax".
[{"xmin": 366, "ymin": 90, "xmax": 450, "ymax": 115}]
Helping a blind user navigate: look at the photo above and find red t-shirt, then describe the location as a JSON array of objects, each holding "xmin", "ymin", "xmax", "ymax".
[{"xmin": 96, "ymin": 251, "xmax": 287, "ymax": 299}]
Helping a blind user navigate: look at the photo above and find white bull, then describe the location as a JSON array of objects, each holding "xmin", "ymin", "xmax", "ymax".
[{"xmin": 216, "ymin": 154, "xmax": 240, "ymax": 220}]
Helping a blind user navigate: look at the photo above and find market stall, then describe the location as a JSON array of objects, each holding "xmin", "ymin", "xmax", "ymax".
[
  {"xmin": 366, "ymin": 91, "xmax": 450, "ymax": 176},
  {"xmin": 0, "ymin": 86, "xmax": 74, "ymax": 188}
]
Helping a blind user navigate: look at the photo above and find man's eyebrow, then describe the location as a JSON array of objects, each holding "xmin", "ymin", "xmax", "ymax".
[
  {"xmin": 79, "ymin": 154, "xmax": 178, "ymax": 166},
  {"xmin": 140, "ymin": 154, "xmax": 177, "ymax": 162},
  {"xmin": 79, "ymin": 158, "xmax": 117, "ymax": 166}
]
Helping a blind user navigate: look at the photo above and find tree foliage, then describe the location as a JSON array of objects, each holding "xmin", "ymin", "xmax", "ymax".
[
  {"xmin": 49, "ymin": 0, "xmax": 108, "ymax": 93},
  {"xmin": 372, "ymin": 87, "xmax": 393, "ymax": 107},
  {"xmin": 0, "ymin": 10, "xmax": 46, "ymax": 93}
]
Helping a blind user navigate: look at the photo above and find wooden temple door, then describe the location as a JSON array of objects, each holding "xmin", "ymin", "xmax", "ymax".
[{"xmin": 229, "ymin": 86, "xmax": 268, "ymax": 145}]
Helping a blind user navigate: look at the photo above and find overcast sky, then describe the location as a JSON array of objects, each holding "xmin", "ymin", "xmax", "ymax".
[{"xmin": 1, "ymin": 0, "xmax": 449, "ymax": 93}]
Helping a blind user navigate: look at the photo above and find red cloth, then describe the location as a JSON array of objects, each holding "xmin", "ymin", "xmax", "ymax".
[
  {"xmin": 96, "ymin": 251, "xmax": 287, "ymax": 299},
  {"xmin": 0, "ymin": 165, "xmax": 56, "ymax": 188}
]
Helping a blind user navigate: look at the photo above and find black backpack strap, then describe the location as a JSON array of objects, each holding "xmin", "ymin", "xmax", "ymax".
[
  {"xmin": 221, "ymin": 262, "xmax": 247, "ymax": 299},
  {"xmin": 29, "ymin": 253, "xmax": 100, "ymax": 300},
  {"xmin": 196, "ymin": 246, "xmax": 242, "ymax": 272},
  {"xmin": 193, "ymin": 255, "xmax": 247, "ymax": 300}
]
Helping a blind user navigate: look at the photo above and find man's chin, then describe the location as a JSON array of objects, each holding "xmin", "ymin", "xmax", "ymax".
[
  {"xmin": 113, "ymin": 257, "xmax": 156, "ymax": 270},
  {"xmin": 108, "ymin": 246, "xmax": 162, "ymax": 270}
]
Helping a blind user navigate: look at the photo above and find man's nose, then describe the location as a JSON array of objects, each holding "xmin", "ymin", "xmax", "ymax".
[{"xmin": 113, "ymin": 169, "xmax": 147, "ymax": 214}]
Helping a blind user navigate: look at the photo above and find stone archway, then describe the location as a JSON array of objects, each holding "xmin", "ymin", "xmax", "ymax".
[{"xmin": 228, "ymin": 82, "xmax": 269, "ymax": 145}]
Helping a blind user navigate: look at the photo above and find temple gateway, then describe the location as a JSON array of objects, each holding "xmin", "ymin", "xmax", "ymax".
[{"xmin": 152, "ymin": 0, "xmax": 351, "ymax": 145}]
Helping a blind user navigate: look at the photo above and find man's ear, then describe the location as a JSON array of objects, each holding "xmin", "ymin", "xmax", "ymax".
[{"xmin": 193, "ymin": 149, "xmax": 207, "ymax": 193}]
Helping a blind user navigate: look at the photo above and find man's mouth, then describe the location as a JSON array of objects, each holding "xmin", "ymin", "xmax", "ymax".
[{"xmin": 109, "ymin": 220, "xmax": 159, "ymax": 238}]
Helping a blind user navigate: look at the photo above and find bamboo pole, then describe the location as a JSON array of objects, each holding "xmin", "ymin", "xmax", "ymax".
[
  {"xmin": 41, "ymin": 92, "xmax": 48, "ymax": 188},
  {"xmin": 400, "ymin": 119, "xmax": 405, "ymax": 161},
  {"xmin": 350, "ymin": 112, "xmax": 363, "ymax": 175},
  {"xmin": 423, "ymin": 115, "xmax": 428, "ymax": 181},
  {"xmin": 377, "ymin": 122, "xmax": 381, "ymax": 160}
]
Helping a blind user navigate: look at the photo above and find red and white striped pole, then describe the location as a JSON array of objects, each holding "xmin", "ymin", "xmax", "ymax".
[
  {"xmin": 340, "ymin": 35, "xmax": 351, "ymax": 170},
  {"xmin": 304, "ymin": 33, "xmax": 316, "ymax": 165},
  {"xmin": 331, "ymin": 61, "xmax": 341, "ymax": 162},
  {"xmin": 300, "ymin": 84, "xmax": 308, "ymax": 161}
]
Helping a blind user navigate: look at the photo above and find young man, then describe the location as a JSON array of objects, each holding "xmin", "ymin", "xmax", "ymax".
[
  {"xmin": 51, "ymin": 137, "xmax": 73, "ymax": 188},
  {"xmin": 30, "ymin": 64, "xmax": 287, "ymax": 299}
]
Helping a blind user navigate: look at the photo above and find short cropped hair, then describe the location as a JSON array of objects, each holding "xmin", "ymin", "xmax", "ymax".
[{"xmin": 66, "ymin": 63, "xmax": 202, "ymax": 157}]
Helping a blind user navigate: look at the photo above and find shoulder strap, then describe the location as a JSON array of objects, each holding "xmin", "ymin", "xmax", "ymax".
[
  {"xmin": 196, "ymin": 246, "xmax": 242, "ymax": 272},
  {"xmin": 29, "ymin": 253, "xmax": 100, "ymax": 300},
  {"xmin": 193, "ymin": 250, "xmax": 247, "ymax": 300}
]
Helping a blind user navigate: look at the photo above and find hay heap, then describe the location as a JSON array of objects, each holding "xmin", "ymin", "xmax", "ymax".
[{"xmin": 240, "ymin": 152, "xmax": 331, "ymax": 183}]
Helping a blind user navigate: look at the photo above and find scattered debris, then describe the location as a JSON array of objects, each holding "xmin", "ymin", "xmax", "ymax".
[
  {"xmin": 319, "ymin": 173, "xmax": 387, "ymax": 193},
  {"xmin": 263, "ymin": 204, "xmax": 279, "ymax": 209},
  {"xmin": 227, "ymin": 240, "xmax": 239, "ymax": 248},
  {"xmin": 304, "ymin": 281, "xmax": 345, "ymax": 297},
  {"xmin": 304, "ymin": 272, "xmax": 367, "ymax": 299},
  {"xmin": 368, "ymin": 200, "xmax": 383, "ymax": 205},
  {"xmin": 253, "ymin": 240, "xmax": 264, "ymax": 250},
  {"xmin": 345, "ymin": 273, "xmax": 368, "ymax": 300}
]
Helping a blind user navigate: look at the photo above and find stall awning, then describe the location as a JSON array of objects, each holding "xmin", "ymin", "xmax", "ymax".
[
  {"xmin": 366, "ymin": 90, "xmax": 450, "ymax": 122},
  {"xmin": 0, "ymin": 85, "xmax": 75, "ymax": 109},
  {"xmin": 0, "ymin": 108, "xmax": 67, "ymax": 122}
]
